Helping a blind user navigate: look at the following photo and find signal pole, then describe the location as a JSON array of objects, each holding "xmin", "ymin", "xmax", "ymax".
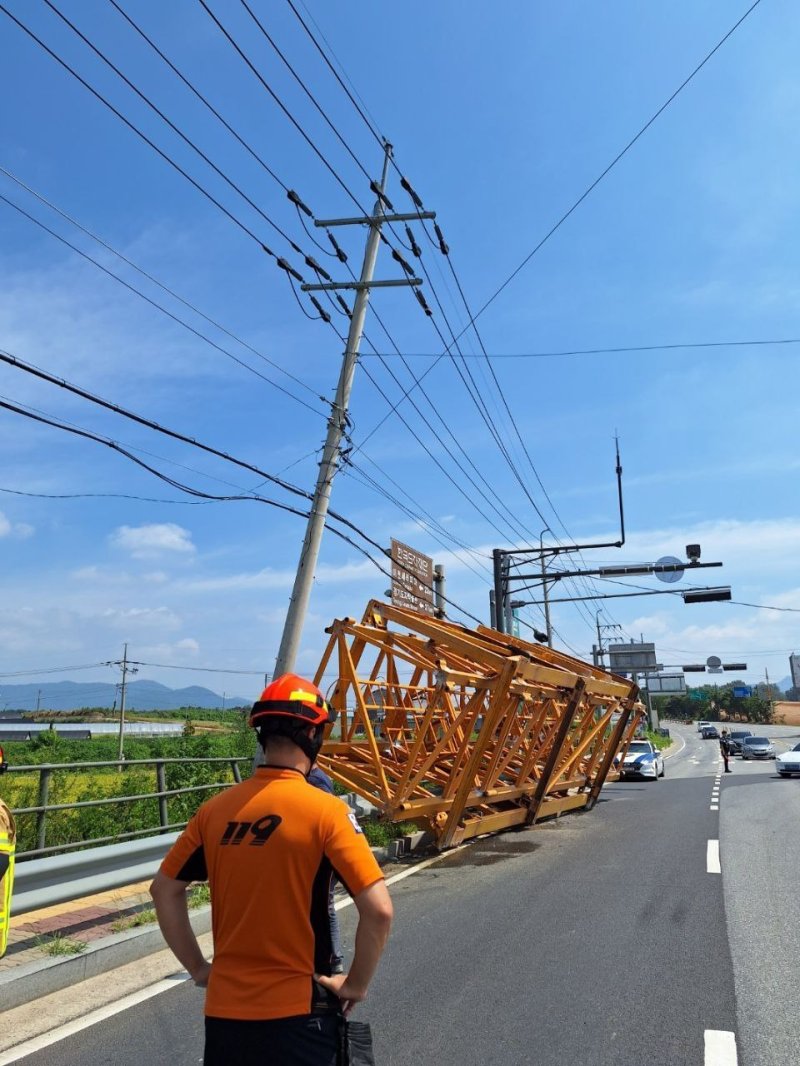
[{"xmin": 274, "ymin": 144, "xmax": 434, "ymax": 675}]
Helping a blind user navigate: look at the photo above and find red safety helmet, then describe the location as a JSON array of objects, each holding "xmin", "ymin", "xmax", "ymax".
[{"xmin": 249, "ymin": 674, "xmax": 333, "ymax": 729}]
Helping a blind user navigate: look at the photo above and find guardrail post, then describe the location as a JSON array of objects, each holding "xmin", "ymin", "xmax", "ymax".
[
  {"xmin": 35, "ymin": 767, "xmax": 52, "ymax": 852},
  {"xmin": 230, "ymin": 759, "xmax": 242, "ymax": 784},
  {"xmin": 155, "ymin": 761, "xmax": 168, "ymax": 831}
]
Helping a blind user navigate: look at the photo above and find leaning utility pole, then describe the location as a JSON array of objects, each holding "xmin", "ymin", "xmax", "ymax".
[{"xmin": 274, "ymin": 144, "xmax": 434, "ymax": 675}]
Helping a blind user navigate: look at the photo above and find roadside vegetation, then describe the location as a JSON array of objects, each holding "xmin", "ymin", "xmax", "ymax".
[
  {"xmin": 654, "ymin": 682, "xmax": 774, "ymax": 725},
  {"xmin": 645, "ymin": 729, "xmax": 671, "ymax": 751},
  {"xmin": 34, "ymin": 932, "xmax": 87, "ymax": 956},
  {"xmin": 0, "ymin": 725, "xmax": 254, "ymax": 855}
]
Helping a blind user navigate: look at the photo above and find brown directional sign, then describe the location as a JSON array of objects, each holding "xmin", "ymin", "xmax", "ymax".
[{"xmin": 390, "ymin": 538, "xmax": 434, "ymax": 614}]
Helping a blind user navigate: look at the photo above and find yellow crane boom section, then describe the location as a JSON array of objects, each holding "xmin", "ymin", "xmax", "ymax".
[{"xmin": 315, "ymin": 601, "xmax": 644, "ymax": 849}]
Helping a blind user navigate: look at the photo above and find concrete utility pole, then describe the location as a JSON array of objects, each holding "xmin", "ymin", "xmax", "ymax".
[
  {"xmin": 274, "ymin": 144, "xmax": 434, "ymax": 676},
  {"xmin": 116, "ymin": 643, "xmax": 132, "ymax": 761}
]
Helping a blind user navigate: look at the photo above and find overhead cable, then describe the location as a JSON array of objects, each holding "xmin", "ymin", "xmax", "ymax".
[{"xmin": 0, "ymin": 191, "xmax": 326, "ymax": 416}]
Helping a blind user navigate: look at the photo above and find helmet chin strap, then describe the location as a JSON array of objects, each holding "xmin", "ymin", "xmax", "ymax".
[{"xmin": 276, "ymin": 723, "xmax": 324, "ymax": 767}]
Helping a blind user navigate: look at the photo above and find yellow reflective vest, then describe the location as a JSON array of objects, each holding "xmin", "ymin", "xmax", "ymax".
[{"xmin": 0, "ymin": 797, "xmax": 15, "ymax": 957}]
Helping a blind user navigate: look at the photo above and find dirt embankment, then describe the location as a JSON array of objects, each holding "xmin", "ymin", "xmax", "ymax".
[{"xmin": 772, "ymin": 702, "xmax": 800, "ymax": 727}]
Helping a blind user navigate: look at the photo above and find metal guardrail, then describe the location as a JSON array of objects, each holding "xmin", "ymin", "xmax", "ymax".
[
  {"xmin": 5, "ymin": 756, "xmax": 252, "ymax": 859},
  {"xmin": 12, "ymin": 832, "xmax": 180, "ymax": 915}
]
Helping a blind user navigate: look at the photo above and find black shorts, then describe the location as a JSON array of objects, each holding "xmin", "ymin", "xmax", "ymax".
[{"xmin": 204, "ymin": 1014, "xmax": 339, "ymax": 1066}]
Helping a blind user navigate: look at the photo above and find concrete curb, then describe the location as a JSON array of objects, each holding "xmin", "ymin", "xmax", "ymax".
[
  {"xmin": 0, "ymin": 906, "xmax": 211, "ymax": 1013},
  {"xmin": 0, "ymin": 837, "xmax": 430, "ymax": 1010}
]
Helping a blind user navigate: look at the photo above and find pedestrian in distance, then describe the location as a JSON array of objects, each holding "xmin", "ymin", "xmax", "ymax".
[
  {"xmin": 720, "ymin": 729, "xmax": 733, "ymax": 773},
  {"xmin": 150, "ymin": 674, "xmax": 393, "ymax": 1066}
]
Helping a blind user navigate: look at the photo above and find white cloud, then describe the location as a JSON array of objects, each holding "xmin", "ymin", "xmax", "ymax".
[
  {"xmin": 181, "ymin": 558, "xmax": 376, "ymax": 594},
  {"xmin": 0, "ymin": 511, "xmax": 35, "ymax": 539},
  {"xmin": 102, "ymin": 606, "xmax": 182, "ymax": 632},
  {"xmin": 137, "ymin": 637, "xmax": 201, "ymax": 661},
  {"xmin": 111, "ymin": 523, "xmax": 195, "ymax": 559}
]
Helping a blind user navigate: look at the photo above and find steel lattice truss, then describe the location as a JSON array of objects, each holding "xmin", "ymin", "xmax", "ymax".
[{"xmin": 315, "ymin": 601, "xmax": 644, "ymax": 849}]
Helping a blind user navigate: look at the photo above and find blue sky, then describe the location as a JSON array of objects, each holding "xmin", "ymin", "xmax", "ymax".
[{"xmin": 1, "ymin": 0, "xmax": 798, "ymax": 701}]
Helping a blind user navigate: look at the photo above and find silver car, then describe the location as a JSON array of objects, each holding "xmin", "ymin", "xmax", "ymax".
[{"xmin": 740, "ymin": 736, "xmax": 775, "ymax": 760}]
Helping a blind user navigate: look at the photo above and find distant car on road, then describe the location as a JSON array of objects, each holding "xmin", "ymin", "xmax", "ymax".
[
  {"xmin": 618, "ymin": 739, "xmax": 665, "ymax": 781},
  {"xmin": 728, "ymin": 730, "xmax": 754, "ymax": 754},
  {"xmin": 775, "ymin": 742, "xmax": 800, "ymax": 777},
  {"xmin": 740, "ymin": 736, "xmax": 775, "ymax": 760},
  {"xmin": 697, "ymin": 720, "xmax": 711, "ymax": 733},
  {"xmin": 701, "ymin": 725, "xmax": 720, "ymax": 739}
]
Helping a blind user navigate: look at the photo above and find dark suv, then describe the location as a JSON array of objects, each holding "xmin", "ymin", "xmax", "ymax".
[{"xmin": 728, "ymin": 730, "xmax": 753, "ymax": 754}]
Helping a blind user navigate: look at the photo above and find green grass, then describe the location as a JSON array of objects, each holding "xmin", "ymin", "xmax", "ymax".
[
  {"xmin": 188, "ymin": 883, "xmax": 211, "ymax": 908},
  {"xmin": 361, "ymin": 818, "xmax": 419, "ymax": 848},
  {"xmin": 646, "ymin": 729, "xmax": 672, "ymax": 751},
  {"xmin": 111, "ymin": 908, "xmax": 159, "ymax": 933},
  {"xmin": 35, "ymin": 933, "xmax": 87, "ymax": 956}
]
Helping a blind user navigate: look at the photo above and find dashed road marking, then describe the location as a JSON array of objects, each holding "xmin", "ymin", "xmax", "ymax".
[
  {"xmin": 710, "ymin": 805, "xmax": 719, "ymax": 811},
  {"xmin": 707, "ymin": 839, "xmax": 721, "ymax": 873},
  {"xmin": 704, "ymin": 1029, "xmax": 738, "ymax": 1064}
]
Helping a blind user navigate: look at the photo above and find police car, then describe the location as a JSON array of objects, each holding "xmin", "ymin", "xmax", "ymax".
[{"xmin": 617, "ymin": 739, "xmax": 665, "ymax": 781}]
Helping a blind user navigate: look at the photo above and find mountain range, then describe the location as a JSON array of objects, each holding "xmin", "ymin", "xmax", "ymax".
[{"xmin": 0, "ymin": 679, "xmax": 251, "ymax": 713}]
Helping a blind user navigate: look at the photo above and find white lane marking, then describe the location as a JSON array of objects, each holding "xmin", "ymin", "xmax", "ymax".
[
  {"xmin": 0, "ymin": 976, "xmax": 190, "ymax": 1064},
  {"xmin": 663, "ymin": 731, "xmax": 687, "ymax": 759},
  {"xmin": 1, "ymin": 846, "xmax": 468, "ymax": 1061},
  {"xmin": 710, "ymin": 805, "xmax": 719, "ymax": 811},
  {"xmin": 707, "ymin": 839, "xmax": 721, "ymax": 873},
  {"xmin": 704, "ymin": 1028, "xmax": 738, "ymax": 1064}
]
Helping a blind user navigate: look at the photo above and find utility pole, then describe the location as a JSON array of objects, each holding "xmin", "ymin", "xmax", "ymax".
[
  {"xmin": 117, "ymin": 642, "xmax": 130, "ymax": 762},
  {"xmin": 36, "ymin": 689, "xmax": 41, "ymax": 713},
  {"xmin": 273, "ymin": 144, "xmax": 434, "ymax": 675},
  {"xmin": 539, "ymin": 528, "xmax": 552, "ymax": 647}
]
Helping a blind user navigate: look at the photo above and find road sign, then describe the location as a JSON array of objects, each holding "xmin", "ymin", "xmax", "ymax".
[
  {"xmin": 390, "ymin": 539, "xmax": 434, "ymax": 615},
  {"xmin": 689, "ymin": 690, "xmax": 705, "ymax": 701},
  {"xmin": 608, "ymin": 642, "xmax": 657, "ymax": 674},
  {"xmin": 645, "ymin": 673, "xmax": 686, "ymax": 694},
  {"xmin": 733, "ymin": 686, "xmax": 751, "ymax": 698},
  {"xmin": 655, "ymin": 555, "xmax": 683, "ymax": 583}
]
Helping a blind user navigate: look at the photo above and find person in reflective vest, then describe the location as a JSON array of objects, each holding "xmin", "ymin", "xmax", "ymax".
[{"xmin": 0, "ymin": 747, "xmax": 16, "ymax": 958}]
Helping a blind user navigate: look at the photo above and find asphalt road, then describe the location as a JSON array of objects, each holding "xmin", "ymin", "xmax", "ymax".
[{"xmin": 6, "ymin": 721, "xmax": 800, "ymax": 1065}]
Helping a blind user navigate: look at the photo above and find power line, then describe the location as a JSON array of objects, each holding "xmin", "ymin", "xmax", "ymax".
[
  {"xmin": 358, "ymin": 338, "xmax": 800, "ymax": 359},
  {"xmin": 0, "ymin": 392, "xmax": 484, "ymax": 627},
  {"xmin": 238, "ymin": 0, "xmax": 374, "ymax": 185},
  {"xmin": 0, "ymin": 485, "xmax": 212, "ymax": 506},
  {"xmin": 41, "ymin": 0, "xmax": 306, "ymax": 256},
  {"xmin": 0, "ymin": 3, "xmax": 269, "ymax": 252},
  {"xmin": 106, "ymin": 0, "xmax": 290, "ymax": 194},
  {"xmin": 191, "ymin": 0, "xmax": 552, "ymax": 554},
  {"xmin": 197, "ymin": 0, "xmax": 373, "ymax": 218},
  {"xmin": 0, "ymin": 190, "xmax": 325, "ymax": 416},
  {"xmin": 0, "ymin": 662, "xmax": 111, "ymax": 678},
  {"xmin": 592, "ymin": 575, "xmax": 800, "ymax": 614},
  {"xmin": 447, "ymin": 0, "xmax": 765, "ymax": 342},
  {"xmin": 285, "ymin": 0, "xmax": 386, "ymax": 148},
  {"xmin": 0, "ymin": 165, "xmax": 326, "ymax": 407}
]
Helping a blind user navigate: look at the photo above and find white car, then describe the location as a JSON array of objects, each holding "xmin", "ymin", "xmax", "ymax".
[
  {"xmin": 618, "ymin": 739, "xmax": 665, "ymax": 781},
  {"xmin": 775, "ymin": 742, "xmax": 800, "ymax": 777},
  {"xmin": 697, "ymin": 720, "xmax": 711, "ymax": 733}
]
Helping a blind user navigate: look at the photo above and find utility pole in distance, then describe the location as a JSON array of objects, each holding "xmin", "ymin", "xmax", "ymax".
[
  {"xmin": 274, "ymin": 144, "xmax": 435, "ymax": 675},
  {"xmin": 114, "ymin": 643, "xmax": 137, "ymax": 762}
]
